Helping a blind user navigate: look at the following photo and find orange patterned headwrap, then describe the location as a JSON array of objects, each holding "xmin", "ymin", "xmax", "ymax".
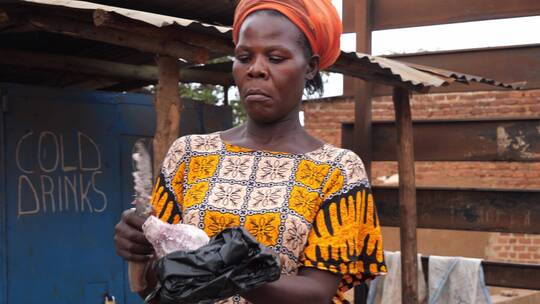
[{"xmin": 233, "ymin": 0, "xmax": 343, "ymax": 70}]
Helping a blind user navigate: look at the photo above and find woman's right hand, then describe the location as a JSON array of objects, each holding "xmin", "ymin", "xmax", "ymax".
[{"xmin": 114, "ymin": 208, "xmax": 154, "ymax": 262}]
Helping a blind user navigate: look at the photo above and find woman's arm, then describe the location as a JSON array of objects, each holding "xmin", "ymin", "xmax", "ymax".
[{"xmin": 242, "ymin": 267, "xmax": 341, "ymax": 304}]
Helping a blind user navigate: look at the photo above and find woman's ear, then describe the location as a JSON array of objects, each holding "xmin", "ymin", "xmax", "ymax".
[{"xmin": 306, "ymin": 55, "xmax": 320, "ymax": 80}]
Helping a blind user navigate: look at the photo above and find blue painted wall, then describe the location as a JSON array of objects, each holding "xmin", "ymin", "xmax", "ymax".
[{"xmin": 0, "ymin": 83, "xmax": 232, "ymax": 303}]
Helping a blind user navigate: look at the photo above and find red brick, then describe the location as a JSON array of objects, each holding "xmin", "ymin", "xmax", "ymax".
[
  {"xmin": 518, "ymin": 253, "xmax": 532, "ymax": 260},
  {"xmin": 497, "ymin": 252, "xmax": 508, "ymax": 258},
  {"xmin": 527, "ymin": 245, "xmax": 538, "ymax": 252},
  {"xmin": 513, "ymin": 245, "xmax": 525, "ymax": 251},
  {"xmin": 518, "ymin": 238, "xmax": 532, "ymax": 245}
]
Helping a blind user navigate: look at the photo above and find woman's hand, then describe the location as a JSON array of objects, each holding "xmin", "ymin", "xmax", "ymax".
[{"xmin": 114, "ymin": 208, "xmax": 154, "ymax": 262}]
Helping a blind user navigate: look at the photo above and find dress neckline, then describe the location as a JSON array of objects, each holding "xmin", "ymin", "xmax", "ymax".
[{"xmin": 216, "ymin": 131, "xmax": 328, "ymax": 156}]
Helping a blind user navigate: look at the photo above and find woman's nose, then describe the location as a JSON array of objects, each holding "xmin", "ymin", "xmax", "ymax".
[{"xmin": 247, "ymin": 57, "xmax": 268, "ymax": 79}]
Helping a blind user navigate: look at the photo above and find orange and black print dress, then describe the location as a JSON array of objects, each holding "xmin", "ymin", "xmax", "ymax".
[{"xmin": 150, "ymin": 133, "xmax": 386, "ymax": 304}]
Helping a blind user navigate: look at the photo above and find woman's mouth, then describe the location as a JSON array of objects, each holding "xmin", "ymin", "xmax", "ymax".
[
  {"xmin": 245, "ymin": 89, "xmax": 272, "ymax": 103},
  {"xmin": 245, "ymin": 94, "xmax": 272, "ymax": 103}
]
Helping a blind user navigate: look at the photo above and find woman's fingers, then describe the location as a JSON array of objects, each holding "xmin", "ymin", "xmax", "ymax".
[
  {"xmin": 114, "ymin": 208, "xmax": 154, "ymax": 262},
  {"xmin": 115, "ymin": 235, "xmax": 153, "ymax": 255},
  {"xmin": 115, "ymin": 220, "xmax": 152, "ymax": 246},
  {"xmin": 122, "ymin": 208, "xmax": 148, "ymax": 230}
]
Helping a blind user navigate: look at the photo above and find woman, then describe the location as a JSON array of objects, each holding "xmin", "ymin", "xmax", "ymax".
[{"xmin": 114, "ymin": 0, "xmax": 386, "ymax": 303}]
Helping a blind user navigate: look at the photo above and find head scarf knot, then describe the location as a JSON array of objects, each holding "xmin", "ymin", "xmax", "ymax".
[{"xmin": 233, "ymin": 0, "xmax": 342, "ymax": 70}]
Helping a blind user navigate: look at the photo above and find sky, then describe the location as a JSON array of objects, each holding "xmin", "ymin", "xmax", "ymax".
[{"xmin": 320, "ymin": 0, "xmax": 540, "ymax": 98}]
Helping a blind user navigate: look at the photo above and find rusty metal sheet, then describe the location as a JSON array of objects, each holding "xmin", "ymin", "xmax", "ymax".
[
  {"xmin": 342, "ymin": 118, "xmax": 540, "ymax": 162},
  {"xmin": 20, "ymin": 0, "xmax": 232, "ymax": 37},
  {"xmin": 331, "ymin": 52, "xmax": 448, "ymax": 91},
  {"xmin": 89, "ymin": 0, "xmax": 236, "ymax": 26},
  {"xmin": 373, "ymin": 186, "xmax": 540, "ymax": 234},
  {"xmin": 384, "ymin": 44, "xmax": 539, "ymax": 89},
  {"xmin": 344, "ymin": 0, "xmax": 540, "ymax": 32}
]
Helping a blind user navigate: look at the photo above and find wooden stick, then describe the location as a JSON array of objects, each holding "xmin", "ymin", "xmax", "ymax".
[
  {"xmin": 27, "ymin": 15, "xmax": 209, "ymax": 64},
  {"xmin": 0, "ymin": 49, "xmax": 234, "ymax": 86},
  {"xmin": 93, "ymin": 9, "xmax": 233, "ymax": 56},
  {"xmin": 393, "ymin": 87, "xmax": 419, "ymax": 303}
]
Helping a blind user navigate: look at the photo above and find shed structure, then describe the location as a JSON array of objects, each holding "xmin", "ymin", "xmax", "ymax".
[{"xmin": 0, "ymin": 0, "xmax": 534, "ymax": 303}]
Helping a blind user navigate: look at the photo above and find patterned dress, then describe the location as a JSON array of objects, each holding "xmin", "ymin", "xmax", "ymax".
[{"xmin": 150, "ymin": 132, "xmax": 386, "ymax": 303}]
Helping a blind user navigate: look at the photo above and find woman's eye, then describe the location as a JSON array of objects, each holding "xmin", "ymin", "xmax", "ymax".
[
  {"xmin": 235, "ymin": 54, "xmax": 250, "ymax": 63},
  {"xmin": 269, "ymin": 56, "xmax": 284, "ymax": 63}
]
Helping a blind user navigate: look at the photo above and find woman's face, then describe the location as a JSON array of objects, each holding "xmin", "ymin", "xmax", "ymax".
[{"xmin": 233, "ymin": 12, "xmax": 318, "ymax": 123}]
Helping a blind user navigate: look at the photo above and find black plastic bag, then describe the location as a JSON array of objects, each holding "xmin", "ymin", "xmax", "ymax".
[{"xmin": 146, "ymin": 227, "xmax": 281, "ymax": 304}]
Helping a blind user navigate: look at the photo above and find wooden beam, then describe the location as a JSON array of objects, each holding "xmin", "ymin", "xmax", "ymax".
[
  {"xmin": 342, "ymin": 118, "xmax": 540, "ymax": 162},
  {"xmin": 344, "ymin": 0, "xmax": 540, "ymax": 32},
  {"xmin": 0, "ymin": 49, "xmax": 234, "ymax": 86},
  {"xmin": 482, "ymin": 261, "xmax": 540, "ymax": 290},
  {"xmin": 92, "ymin": 9, "xmax": 233, "ymax": 56},
  {"xmin": 374, "ymin": 186, "xmax": 540, "ymax": 234},
  {"xmin": 420, "ymin": 257, "xmax": 540, "ymax": 290},
  {"xmin": 26, "ymin": 14, "xmax": 209, "ymax": 63},
  {"xmin": 393, "ymin": 88, "xmax": 418, "ymax": 303}
]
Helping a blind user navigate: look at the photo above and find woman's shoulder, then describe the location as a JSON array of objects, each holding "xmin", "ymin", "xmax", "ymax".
[
  {"xmin": 160, "ymin": 133, "xmax": 221, "ymax": 179},
  {"xmin": 167, "ymin": 132, "xmax": 223, "ymax": 154},
  {"xmin": 306, "ymin": 145, "xmax": 369, "ymax": 185}
]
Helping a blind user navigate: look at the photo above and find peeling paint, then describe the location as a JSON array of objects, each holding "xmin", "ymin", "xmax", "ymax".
[
  {"xmin": 497, "ymin": 126, "xmax": 540, "ymax": 159},
  {"xmin": 496, "ymin": 126, "xmax": 512, "ymax": 156}
]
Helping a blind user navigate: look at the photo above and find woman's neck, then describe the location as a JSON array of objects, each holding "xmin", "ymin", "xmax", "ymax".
[{"xmin": 243, "ymin": 116, "xmax": 305, "ymax": 145}]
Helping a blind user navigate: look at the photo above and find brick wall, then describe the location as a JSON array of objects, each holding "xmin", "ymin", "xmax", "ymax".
[{"xmin": 302, "ymin": 89, "xmax": 540, "ymax": 264}]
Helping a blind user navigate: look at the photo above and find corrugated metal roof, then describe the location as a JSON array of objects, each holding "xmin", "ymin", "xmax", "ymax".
[
  {"xmin": 22, "ymin": 0, "xmax": 232, "ymax": 37},
  {"xmin": 404, "ymin": 62, "xmax": 524, "ymax": 90},
  {"xmin": 334, "ymin": 52, "xmax": 448, "ymax": 89},
  {"xmin": 11, "ymin": 0, "xmax": 523, "ymax": 92},
  {"xmin": 88, "ymin": 0, "xmax": 237, "ymax": 26}
]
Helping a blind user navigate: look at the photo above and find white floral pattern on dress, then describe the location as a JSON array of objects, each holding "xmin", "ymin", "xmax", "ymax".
[
  {"xmin": 283, "ymin": 215, "xmax": 309, "ymax": 257},
  {"xmin": 340, "ymin": 151, "xmax": 367, "ymax": 184},
  {"xmin": 307, "ymin": 144, "xmax": 339, "ymax": 161},
  {"xmin": 208, "ymin": 183, "xmax": 247, "ymax": 209},
  {"xmin": 218, "ymin": 155, "xmax": 255, "ymax": 181},
  {"xmin": 162, "ymin": 137, "xmax": 186, "ymax": 179},
  {"xmin": 247, "ymin": 186, "xmax": 287, "ymax": 210},
  {"xmin": 191, "ymin": 134, "xmax": 221, "ymax": 153},
  {"xmin": 255, "ymin": 157, "xmax": 294, "ymax": 183},
  {"xmin": 182, "ymin": 209, "xmax": 200, "ymax": 226}
]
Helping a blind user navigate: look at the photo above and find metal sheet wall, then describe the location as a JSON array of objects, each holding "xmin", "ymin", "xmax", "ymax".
[{"xmin": 0, "ymin": 83, "xmax": 232, "ymax": 303}]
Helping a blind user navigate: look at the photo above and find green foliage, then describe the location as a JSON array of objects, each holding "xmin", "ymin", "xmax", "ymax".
[
  {"xmin": 229, "ymin": 97, "xmax": 247, "ymax": 126},
  {"xmin": 179, "ymin": 83, "xmax": 221, "ymax": 104}
]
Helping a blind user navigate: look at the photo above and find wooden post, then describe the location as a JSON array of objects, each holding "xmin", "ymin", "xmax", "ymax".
[
  {"xmin": 223, "ymin": 86, "xmax": 230, "ymax": 106},
  {"xmin": 393, "ymin": 87, "xmax": 418, "ymax": 303},
  {"xmin": 128, "ymin": 55, "xmax": 182, "ymax": 292},
  {"xmin": 351, "ymin": 0, "xmax": 373, "ymax": 177},
  {"xmin": 351, "ymin": 1, "xmax": 372, "ymax": 303},
  {"xmin": 152, "ymin": 55, "xmax": 182, "ymax": 176}
]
